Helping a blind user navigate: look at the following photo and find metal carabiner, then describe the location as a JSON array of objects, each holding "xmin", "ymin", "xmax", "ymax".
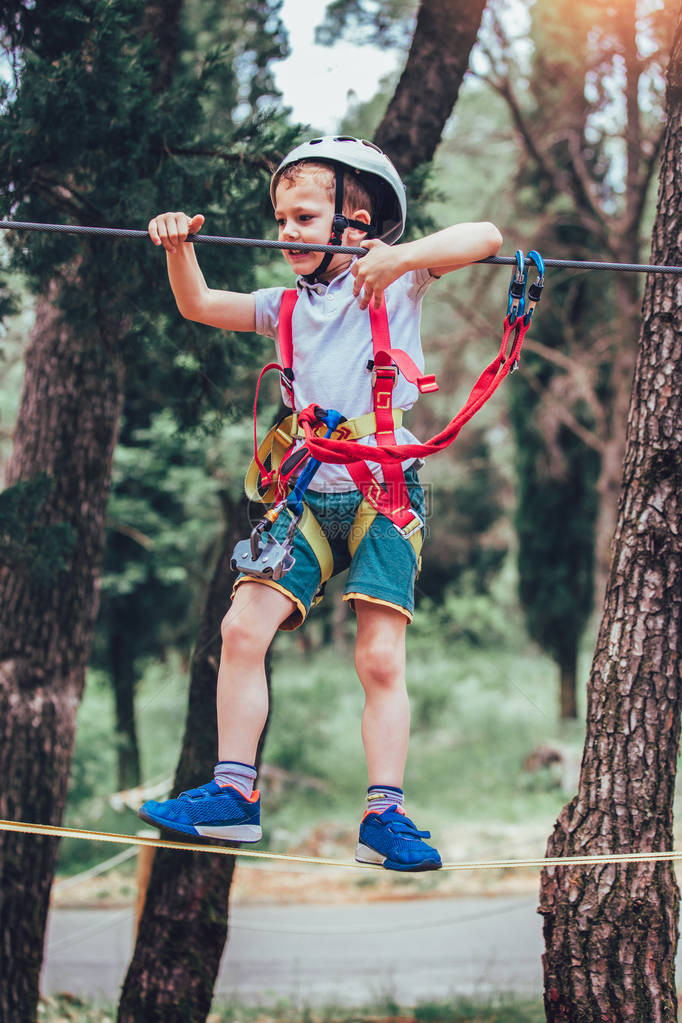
[
  {"xmin": 522, "ymin": 250, "xmax": 545, "ymax": 326},
  {"xmin": 286, "ymin": 407, "xmax": 345, "ymax": 517},
  {"xmin": 506, "ymin": 249, "xmax": 528, "ymax": 321}
]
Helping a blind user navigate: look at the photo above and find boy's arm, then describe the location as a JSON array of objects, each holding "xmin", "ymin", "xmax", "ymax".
[
  {"xmin": 351, "ymin": 222, "xmax": 503, "ymax": 311},
  {"xmin": 149, "ymin": 212, "xmax": 256, "ymax": 332}
]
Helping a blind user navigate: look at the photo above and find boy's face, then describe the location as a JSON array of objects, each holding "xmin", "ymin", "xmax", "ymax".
[{"xmin": 274, "ymin": 173, "xmax": 369, "ymax": 279}]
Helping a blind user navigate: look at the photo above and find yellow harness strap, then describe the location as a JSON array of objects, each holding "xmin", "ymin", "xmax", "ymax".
[
  {"xmin": 245, "ymin": 413, "xmax": 298, "ymax": 503},
  {"xmin": 348, "ymin": 499, "xmax": 423, "ymax": 569},
  {"xmin": 289, "ymin": 503, "xmax": 333, "ymax": 603}
]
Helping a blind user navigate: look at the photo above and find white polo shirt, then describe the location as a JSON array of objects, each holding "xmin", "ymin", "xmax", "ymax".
[{"xmin": 253, "ymin": 261, "xmax": 434, "ymax": 492}]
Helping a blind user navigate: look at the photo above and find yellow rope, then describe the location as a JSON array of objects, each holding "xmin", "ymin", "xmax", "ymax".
[{"xmin": 2, "ymin": 818, "xmax": 681, "ymax": 872}]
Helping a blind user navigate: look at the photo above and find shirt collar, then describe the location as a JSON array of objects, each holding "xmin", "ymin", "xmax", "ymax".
[{"xmin": 295, "ymin": 258, "xmax": 357, "ymax": 294}]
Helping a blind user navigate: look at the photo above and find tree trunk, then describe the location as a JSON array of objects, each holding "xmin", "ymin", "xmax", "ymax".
[
  {"xmin": 111, "ymin": 627, "xmax": 142, "ymax": 791},
  {"xmin": 0, "ymin": 286, "xmax": 124, "ymax": 1020},
  {"xmin": 592, "ymin": 268, "xmax": 642, "ymax": 611},
  {"xmin": 118, "ymin": 495, "xmax": 267, "ymax": 1022},
  {"xmin": 558, "ymin": 647, "xmax": 577, "ymax": 722},
  {"xmin": 538, "ymin": 13, "xmax": 682, "ymax": 1019},
  {"xmin": 374, "ymin": 0, "xmax": 487, "ymax": 177}
]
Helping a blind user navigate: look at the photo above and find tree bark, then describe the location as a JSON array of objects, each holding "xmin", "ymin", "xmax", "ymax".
[
  {"xmin": 117, "ymin": 496, "xmax": 265, "ymax": 1022},
  {"xmin": 558, "ymin": 648, "xmax": 578, "ymax": 722},
  {"xmin": 538, "ymin": 11, "xmax": 682, "ymax": 1018},
  {"xmin": 0, "ymin": 286, "xmax": 125, "ymax": 1020},
  {"xmin": 592, "ymin": 271, "xmax": 641, "ymax": 609},
  {"xmin": 373, "ymin": 0, "xmax": 487, "ymax": 177}
]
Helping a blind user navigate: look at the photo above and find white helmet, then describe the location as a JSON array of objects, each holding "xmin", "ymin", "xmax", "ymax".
[{"xmin": 271, "ymin": 135, "xmax": 406, "ymax": 245}]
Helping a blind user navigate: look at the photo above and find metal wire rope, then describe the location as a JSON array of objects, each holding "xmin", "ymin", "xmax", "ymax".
[{"xmin": 2, "ymin": 219, "xmax": 682, "ymax": 274}]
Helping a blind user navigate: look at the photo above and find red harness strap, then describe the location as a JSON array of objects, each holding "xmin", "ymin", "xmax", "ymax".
[
  {"xmin": 277, "ymin": 288, "xmax": 298, "ymax": 407},
  {"xmin": 277, "ymin": 290, "xmax": 428, "ymax": 531},
  {"xmin": 344, "ymin": 302, "xmax": 417, "ymax": 529},
  {"xmin": 300, "ymin": 311, "xmax": 529, "ymax": 467},
  {"xmin": 269, "ymin": 288, "xmax": 531, "ymax": 530}
]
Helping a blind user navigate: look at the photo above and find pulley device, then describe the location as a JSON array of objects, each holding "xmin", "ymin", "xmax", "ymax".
[
  {"xmin": 231, "ymin": 408, "xmax": 345, "ymax": 580},
  {"xmin": 231, "ymin": 250, "xmax": 545, "ymax": 583}
]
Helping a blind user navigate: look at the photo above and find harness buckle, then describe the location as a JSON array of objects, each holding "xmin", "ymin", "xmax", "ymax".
[
  {"xmin": 394, "ymin": 510, "xmax": 423, "ymax": 540},
  {"xmin": 371, "ymin": 363, "xmax": 398, "ymax": 390}
]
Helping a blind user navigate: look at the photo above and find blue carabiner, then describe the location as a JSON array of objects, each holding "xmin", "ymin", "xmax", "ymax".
[
  {"xmin": 506, "ymin": 249, "xmax": 528, "ymax": 320},
  {"xmin": 286, "ymin": 408, "xmax": 345, "ymax": 516},
  {"xmin": 526, "ymin": 250, "xmax": 545, "ymax": 277},
  {"xmin": 522, "ymin": 250, "xmax": 545, "ymax": 326}
]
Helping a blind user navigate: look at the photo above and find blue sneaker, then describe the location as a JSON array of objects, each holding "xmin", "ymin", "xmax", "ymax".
[
  {"xmin": 355, "ymin": 805, "xmax": 442, "ymax": 871},
  {"xmin": 139, "ymin": 780, "xmax": 262, "ymax": 841}
]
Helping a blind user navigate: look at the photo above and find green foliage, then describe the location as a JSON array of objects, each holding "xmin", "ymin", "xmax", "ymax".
[
  {"xmin": 0, "ymin": 0, "xmax": 298, "ymax": 431},
  {"xmin": 59, "ymin": 668, "xmax": 134, "ymax": 873},
  {"xmin": 59, "ymin": 652, "xmax": 190, "ymax": 873},
  {"xmin": 316, "ymin": 0, "xmax": 418, "ymax": 50},
  {"xmin": 0, "ymin": 474, "xmax": 75, "ymax": 586},
  {"xmin": 418, "ymin": 432, "xmax": 509, "ymax": 606},
  {"xmin": 510, "ymin": 368, "xmax": 599, "ymax": 669},
  {"xmin": 38, "ymin": 993, "xmax": 114, "ymax": 1022},
  {"xmin": 503, "ymin": 3, "xmax": 621, "ymax": 678},
  {"xmin": 93, "ymin": 411, "xmax": 225, "ymax": 667}
]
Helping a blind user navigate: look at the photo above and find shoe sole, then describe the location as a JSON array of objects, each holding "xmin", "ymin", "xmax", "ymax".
[
  {"xmin": 196, "ymin": 823, "xmax": 262, "ymax": 842},
  {"xmin": 355, "ymin": 842, "xmax": 442, "ymax": 872},
  {"xmin": 139, "ymin": 809, "xmax": 262, "ymax": 843}
]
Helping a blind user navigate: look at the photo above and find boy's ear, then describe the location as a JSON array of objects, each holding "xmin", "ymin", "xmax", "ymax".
[
  {"xmin": 349, "ymin": 207, "xmax": 370, "ymax": 228},
  {"xmin": 346, "ymin": 208, "xmax": 372, "ymax": 239}
]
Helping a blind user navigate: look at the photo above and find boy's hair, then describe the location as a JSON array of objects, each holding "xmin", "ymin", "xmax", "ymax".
[{"xmin": 275, "ymin": 160, "xmax": 374, "ymax": 219}]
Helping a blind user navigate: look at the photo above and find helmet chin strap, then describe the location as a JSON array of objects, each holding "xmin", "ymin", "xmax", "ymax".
[{"xmin": 303, "ymin": 162, "xmax": 372, "ymax": 283}]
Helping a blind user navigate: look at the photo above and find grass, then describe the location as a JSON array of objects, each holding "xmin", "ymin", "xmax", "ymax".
[{"xmin": 38, "ymin": 993, "xmax": 546, "ymax": 1023}]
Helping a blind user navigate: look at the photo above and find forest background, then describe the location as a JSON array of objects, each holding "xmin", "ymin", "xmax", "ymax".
[{"xmin": 0, "ymin": 0, "xmax": 679, "ymax": 1018}]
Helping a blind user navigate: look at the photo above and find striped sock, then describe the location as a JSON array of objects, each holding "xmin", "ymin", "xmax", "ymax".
[
  {"xmin": 366, "ymin": 784, "xmax": 405, "ymax": 816},
  {"xmin": 214, "ymin": 760, "xmax": 257, "ymax": 798}
]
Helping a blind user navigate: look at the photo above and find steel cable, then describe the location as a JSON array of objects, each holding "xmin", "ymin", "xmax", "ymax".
[{"xmin": 2, "ymin": 219, "xmax": 682, "ymax": 274}]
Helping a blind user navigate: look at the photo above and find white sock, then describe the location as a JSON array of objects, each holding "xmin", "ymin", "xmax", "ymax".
[
  {"xmin": 366, "ymin": 784, "xmax": 404, "ymax": 815},
  {"xmin": 214, "ymin": 760, "xmax": 257, "ymax": 797}
]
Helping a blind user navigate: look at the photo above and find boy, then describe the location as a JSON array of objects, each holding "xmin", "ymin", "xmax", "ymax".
[{"xmin": 139, "ymin": 136, "xmax": 503, "ymax": 870}]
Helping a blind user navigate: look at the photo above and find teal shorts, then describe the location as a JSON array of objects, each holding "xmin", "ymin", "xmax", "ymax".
[{"xmin": 233, "ymin": 467, "xmax": 425, "ymax": 630}]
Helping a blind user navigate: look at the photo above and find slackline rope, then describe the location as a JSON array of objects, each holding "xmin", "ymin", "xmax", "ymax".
[
  {"xmin": 1, "ymin": 819, "xmax": 680, "ymax": 872},
  {"xmin": 1, "ymin": 219, "xmax": 682, "ymax": 275}
]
